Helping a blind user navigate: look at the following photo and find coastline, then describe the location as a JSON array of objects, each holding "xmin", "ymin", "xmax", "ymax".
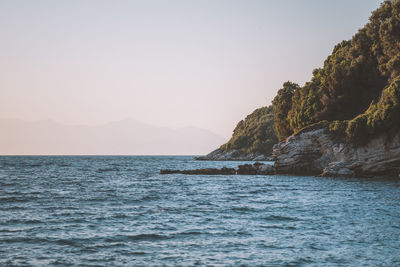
[
  {"xmin": 171, "ymin": 126, "xmax": 400, "ymax": 179},
  {"xmin": 195, "ymin": 148, "xmax": 269, "ymax": 161}
]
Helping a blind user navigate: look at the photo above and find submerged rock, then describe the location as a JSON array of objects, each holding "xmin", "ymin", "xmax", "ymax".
[{"xmin": 272, "ymin": 128, "xmax": 400, "ymax": 177}]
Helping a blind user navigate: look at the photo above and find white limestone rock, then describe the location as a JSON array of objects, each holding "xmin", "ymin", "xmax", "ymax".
[{"xmin": 272, "ymin": 128, "xmax": 400, "ymax": 177}]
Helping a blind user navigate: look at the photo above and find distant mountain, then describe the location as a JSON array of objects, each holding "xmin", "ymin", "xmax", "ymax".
[{"xmin": 0, "ymin": 118, "xmax": 226, "ymax": 155}]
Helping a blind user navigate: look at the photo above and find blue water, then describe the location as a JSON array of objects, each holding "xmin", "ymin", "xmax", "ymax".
[{"xmin": 1, "ymin": 156, "xmax": 400, "ymax": 266}]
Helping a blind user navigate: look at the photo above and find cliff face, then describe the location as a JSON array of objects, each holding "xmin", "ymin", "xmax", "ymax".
[{"xmin": 272, "ymin": 128, "xmax": 400, "ymax": 177}]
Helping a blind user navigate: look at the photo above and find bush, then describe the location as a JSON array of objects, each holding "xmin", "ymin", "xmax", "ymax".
[
  {"xmin": 220, "ymin": 106, "xmax": 278, "ymax": 155},
  {"xmin": 328, "ymin": 120, "xmax": 348, "ymax": 141}
]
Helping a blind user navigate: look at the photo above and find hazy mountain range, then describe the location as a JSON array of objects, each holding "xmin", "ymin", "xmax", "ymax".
[{"xmin": 0, "ymin": 118, "xmax": 226, "ymax": 155}]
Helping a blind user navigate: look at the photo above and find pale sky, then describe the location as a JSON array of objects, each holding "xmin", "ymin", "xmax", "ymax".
[{"xmin": 0, "ymin": 0, "xmax": 382, "ymax": 139}]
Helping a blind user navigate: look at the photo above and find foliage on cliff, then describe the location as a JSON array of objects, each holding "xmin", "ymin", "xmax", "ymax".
[
  {"xmin": 329, "ymin": 76, "xmax": 400, "ymax": 144},
  {"xmin": 219, "ymin": 106, "xmax": 278, "ymax": 154},
  {"xmin": 218, "ymin": 0, "xmax": 399, "ymax": 156},
  {"xmin": 274, "ymin": 0, "xmax": 400, "ymax": 143},
  {"xmin": 272, "ymin": 81, "xmax": 300, "ymax": 141}
]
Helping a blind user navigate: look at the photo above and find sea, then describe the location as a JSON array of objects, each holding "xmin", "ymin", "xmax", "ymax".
[{"xmin": 0, "ymin": 156, "xmax": 399, "ymax": 266}]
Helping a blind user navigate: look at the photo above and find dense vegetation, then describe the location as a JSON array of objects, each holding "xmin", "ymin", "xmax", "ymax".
[
  {"xmin": 330, "ymin": 76, "xmax": 400, "ymax": 144},
  {"xmin": 275, "ymin": 0, "xmax": 400, "ymax": 143},
  {"xmin": 220, "ymin": 0, "xmax": 400, "ymax": 155},
  {"xmin": 219, "ymin": 106, "xmax": 278, "ymax": 154},
  {"xmin": 272, "ymin": 82, "xmax": 300, "ymax": 141}
]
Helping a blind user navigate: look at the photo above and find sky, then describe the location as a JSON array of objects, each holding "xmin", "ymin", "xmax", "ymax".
[{"xmin": 0, "ymin": 0, "xmax": 383, "ymax": 140}]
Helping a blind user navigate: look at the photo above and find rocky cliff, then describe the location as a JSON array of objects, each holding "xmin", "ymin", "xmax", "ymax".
[{"xmin": 272, "ymin": 128, "xmax": 400, "ymax": 177}]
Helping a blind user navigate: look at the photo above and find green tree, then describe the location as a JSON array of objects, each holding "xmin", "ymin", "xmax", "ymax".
[
  {"xmin": 220, "ymin": 106, "xmax": 278, "ymax": 155},
  {"xmin": 272, "ymin": 81, "xmax": 299, "ymax": 141}
]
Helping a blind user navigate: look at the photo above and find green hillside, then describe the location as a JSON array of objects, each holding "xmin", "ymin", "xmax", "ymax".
[
  {"xmin": 275, "ymin": 0, "xmax": 400, "ymax": 143},
  {"xmin": 220, "ymin": 0, "xmax": 400, "ymax": 154},
  {"xmin": 219, "ymin": 106, "xmax": 278, "ymax": 154}
]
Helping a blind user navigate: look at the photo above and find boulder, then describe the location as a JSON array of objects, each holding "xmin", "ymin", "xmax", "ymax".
[
  {"xmin": 237, "ymin": 164, "xmax": 257, "ymax": 175},
  {"xmin": 257, "ymin": 163, "xmax": 274, "ymax": 175}
]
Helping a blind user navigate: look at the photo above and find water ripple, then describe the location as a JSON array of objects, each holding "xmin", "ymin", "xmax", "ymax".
[{"xmin": 0, "ymin": 156, "xmax": 400, "ymax": 266}]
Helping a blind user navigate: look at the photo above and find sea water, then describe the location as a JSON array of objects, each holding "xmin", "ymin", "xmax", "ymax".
[{"xmin": 0, "ymin": 156, "xmax": 399, "ymax": 266}]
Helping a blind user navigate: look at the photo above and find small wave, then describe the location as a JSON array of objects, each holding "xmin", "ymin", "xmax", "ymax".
[
  {"xmin": 90, "ymin": 242, "xmax": 126, "ymax": 249},
  {"xmin": 257, "ymin": 243, "xmax": 280, "ymax": 249},
  {"xmin": 138, "ymin": 195, "xmax": 161, "ymax": 202},
  {"xmin": 27, "ymin": 164, "xmax": 43, "ymax": 167},
  {"xmin": 3, "ymin": 218, "xmax": 43, "ymax": 225},
  {"xmin": 58, "ymin": 164, "xmax": 72, "ymax": 167},
  {"xmin": 231, "ymin": 206, "xmax": 259, "ymax": 213},
  {"xmin": 25, "ymin": 219, "xmax": 44, "ymax": 224},
  {"xmin": 0, "ymin": 182, "xmax": 17, "ymax": 187},
  {"xmin": 249, "ymin": 187, "xmax": 274, "ymax": 194},
  {"xmin": 1, "ymin": 206, "xmax": 26, "ymax": 211},
  {"xmin": 0, "ymin": 197, "xmax": 31, "ymax": 203},
  {"xmin": 262, "ymin": 215, "xmax": 298, "ymax": 222},
  {"xmin": 0, "ymin": 228, "xmax": 36, "ymax": 233},
  {"xmin": 0, "ymin": 237, "xmax": 49, "ymax": 244},
  {"xmin": 112, "ymin": 213, "xmax": 129, "ymax": 219},
  {"xmin": 309, "ymin": 243, "xmax": 327, "ymax": 251},
  {"xmin": 286, "ymin": 257, "xmax": 315, "ymax": 265},
  {"xmin": 177, "ymin": 231, "xmax": 203, "ymax": 236},
  {"xmin": 105, "ymin": 234, "xmax": 168, "ymax": 242},
  {"xmin": 1, "ymin": 162, "xmax": 17, "ymax": 167},
  {"xmin": 69, "ymin": 218, "xmax": 87, "ymax": 223},
  {"xmin": 259, "ymin": 225, "xmax": 285, "ymax": 230},
  {"xmin": 130, "ymin": 251, "xmax": 146, "ymax": 255},
  {"xmin": 97, "ymin": 167, "xmax": 120, "ymax": 173},
  {"xmin": 55, "ymin": 239, "xmax": 81, "ymax": 247},
  {"xmin": 236, "ymin": 230, "xmax": 252, "ymax": 236},
  {"xmin": 125, "ymin": 233, "xmax": 168, "ymax": 241},
  {"xmin": 119, "ymin": 250, "xmax": 146, "ymax": 256}
]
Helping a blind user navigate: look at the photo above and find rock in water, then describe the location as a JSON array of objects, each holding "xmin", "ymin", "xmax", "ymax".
[
  {"xmin": 257, "ymin": 164, "xmax": 274, "ymax": 174},
  {"xmin": 237, "ymin": 164, "xmax": 258, "ymax": 175},
  {"xmin": 272, "ymin": 128, "xmax": 400, "ymax": 177},
  {"xmin": 160, "ymin": 167, "xmax": 236, "ymax": 175},
  {"xmin": 160, "ymin": 162, "xmax": 275, "ymax": 175}
]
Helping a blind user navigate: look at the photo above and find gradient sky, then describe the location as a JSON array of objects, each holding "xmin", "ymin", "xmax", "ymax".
[{"xmin": 0, "ymin": 0, "xmax": 383, "ymax": 139}]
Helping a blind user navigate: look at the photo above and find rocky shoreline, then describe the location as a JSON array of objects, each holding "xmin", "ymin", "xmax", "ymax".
[
  {"xmin": 272, "ymin": 128, "xmax": 400, "ymax": 177},
  {"xmin": 167, "ymin": 127, "xmax": 400, "ymax": 178},
  {"xmin": 160, "ymin": 162, "xmax": 274, "ymax": 175},
  {"xmin": 195, "ymin": 148, "xmax": 268, "ymax": 161}
]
